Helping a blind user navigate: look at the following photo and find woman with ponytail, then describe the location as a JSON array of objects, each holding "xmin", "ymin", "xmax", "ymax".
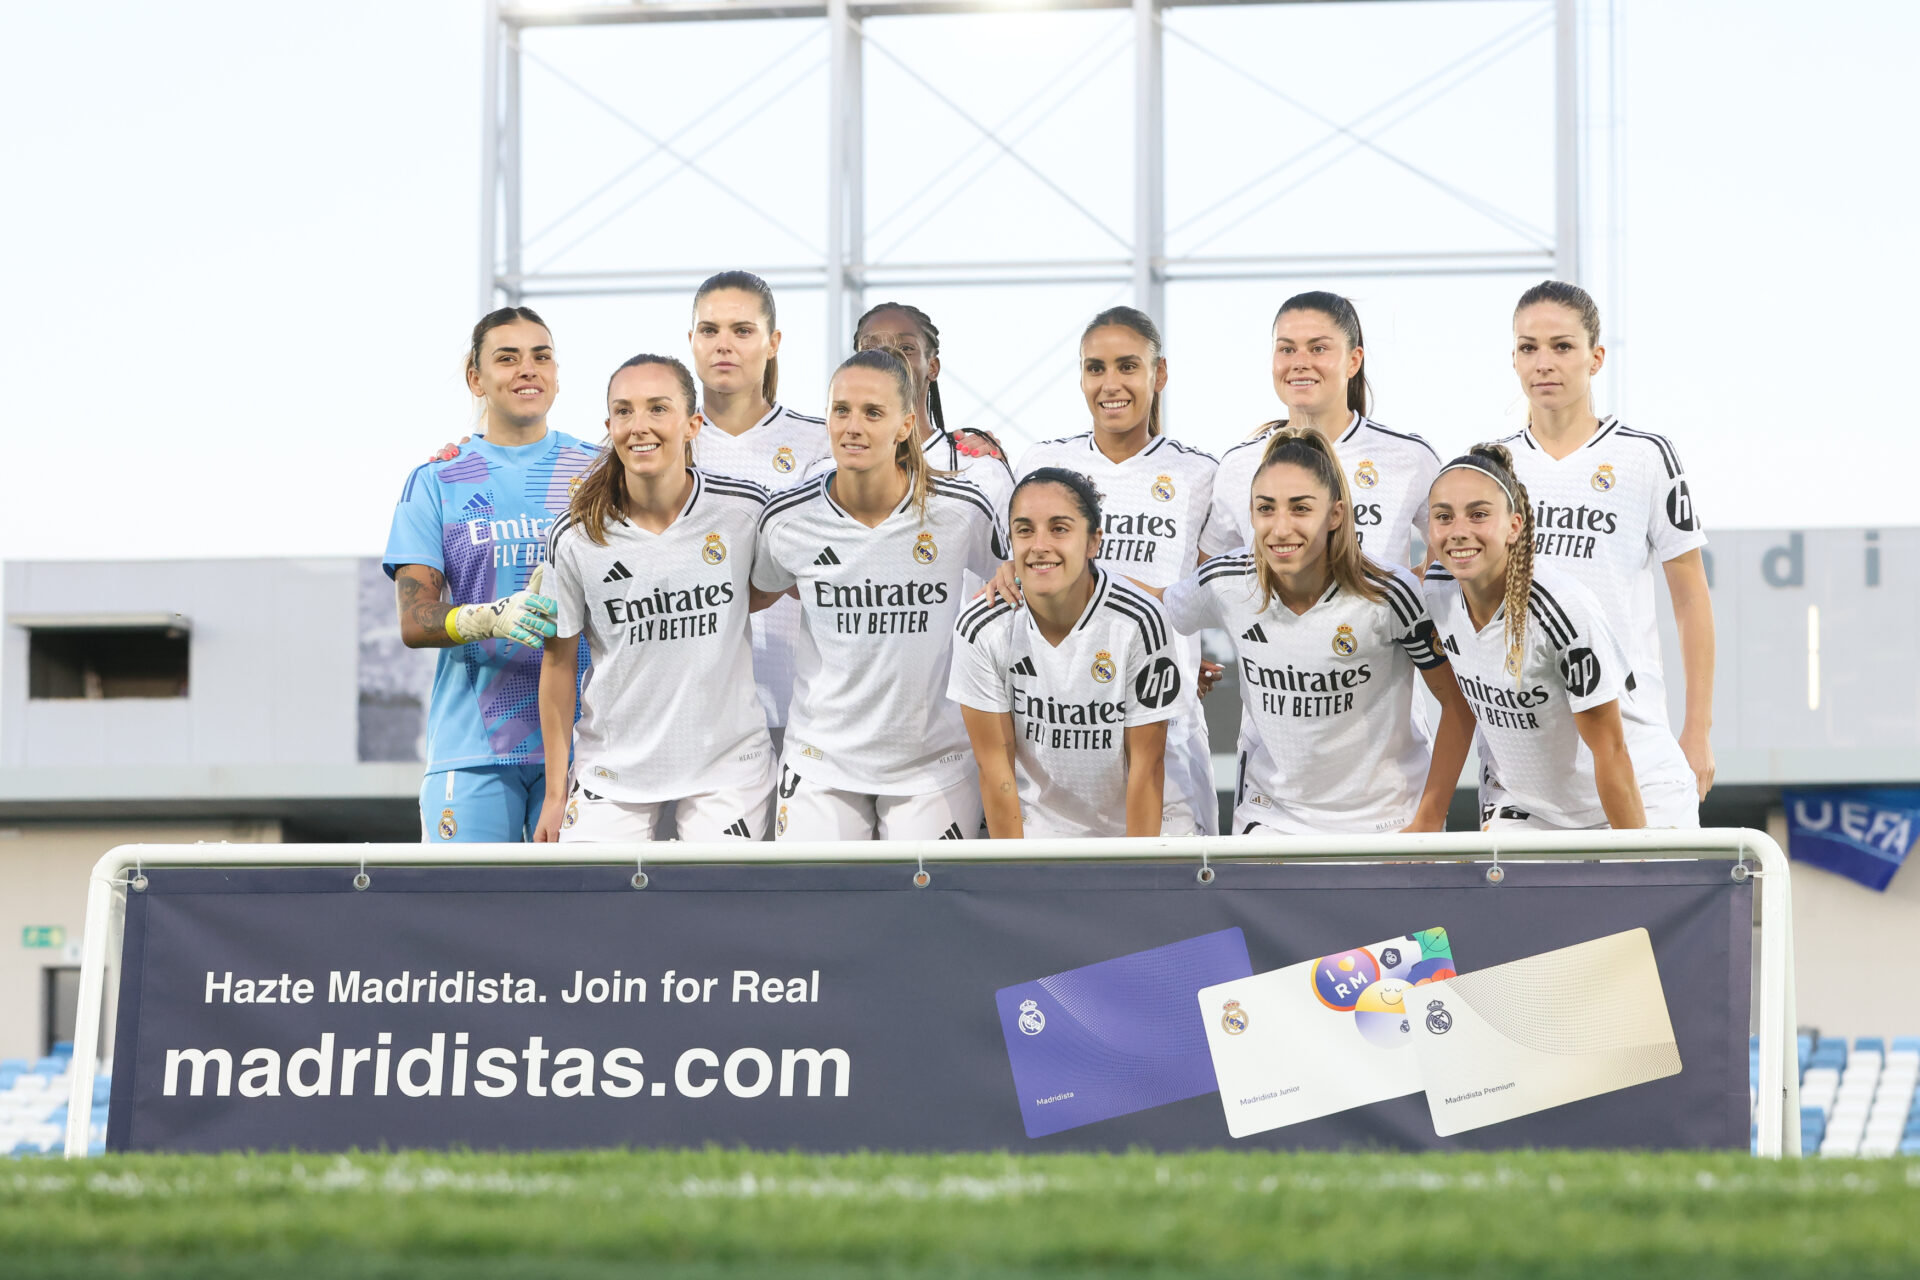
[
  {"xmin": 534, "ymin": 355, "xmax": 781, "ymax": 843},
  {"xmin": 1421, "ymin": 443, "xmax": 1697, "ymax": 830},
  {"xmin": 1202, "ymin": 291, "xmax": 1439, "ymax": 569},
  {"xmin": 1493, "ymin": 280, "xmax": 1716, "ymax": 801},
  {"xmin": 751, "ymin": 347, "xmax": 1007, "ymax": 841},
  {"xmin": 1151, "ymin": 427, "xmax": 1474, "ymax": 833},
  {"xmin": 1015, "ymin": 305, "xmax": 1222, "ymax": 835},
  {"xmin": 687, "ymin": 270, "xmax": 831, "ymax": 742},
  {"xmin": 854, "ymin": 301, "xmax": 1014, "ymax": 524}
]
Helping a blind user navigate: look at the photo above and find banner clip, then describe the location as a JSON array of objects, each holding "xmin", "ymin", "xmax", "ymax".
[
  {"xmin": 1196, "ymin": 852, "xmax": 1215, "ymax": 886},
  {"xmin": 1486, "ymin": 845, "xmax": 1505, "ymax": 885},
  {"xmin": 913, "ymin": 853, "xmax": 930, "ymax": 888},
  {"xmin": 632, "ymin": 854, "xmax": 648, "ymax": 891},
  {"xmin": 129, "ymin": 855, "xmax": 148, "ymax": 893},
  {"xmin": 353, "ymin": 856, "xmax": 370, "ymax": 892}
]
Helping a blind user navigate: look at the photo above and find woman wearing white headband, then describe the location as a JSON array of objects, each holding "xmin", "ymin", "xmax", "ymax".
[{"xmin": 1421, "ymin": 443, "xmax": 1697, "ymax": 830}]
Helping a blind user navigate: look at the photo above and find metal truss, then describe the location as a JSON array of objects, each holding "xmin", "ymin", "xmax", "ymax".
[{"xmin": 482, "ymin": 0, "xmax": 1609, "ymax": 391}]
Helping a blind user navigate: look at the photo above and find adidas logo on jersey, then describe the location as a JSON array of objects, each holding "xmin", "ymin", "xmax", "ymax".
[
  {"xmin": 938, "ymin": 822, "xmax": 965, "ymax": 840},
  {"xmin": 460, "ymin": 492, "xmax": 492, "ymax": 513},
  {"xmin": 723, "ymin": 818, "xmax": 752, "ymax": 839},
  {"xmin": 1241, "ymin": 624, "xmax": 1269, "ymax": 643},
  {"xmin": 814, "ymin": 547, "xmax": 841, "ymax": 566},
  {"xmin": 603, "ymin": 561, "xmax": 633, "ymax": 583},
  {"xmin": 1442, "ymin": 633, "xmax": 1460, "ymax": 656},
  {"xmin": 1010, "ymin": 656, "xmax": 1037, "ymax": 677}
]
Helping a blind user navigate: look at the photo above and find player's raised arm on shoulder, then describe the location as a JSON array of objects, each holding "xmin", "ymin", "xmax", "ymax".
[
  {"xmin": 533, "ymin": 634, "xmax": 580, "ymax": 843},
  {"xmin": 1662, "ymin": 548, "xmax": 1716, "ymax": 799},
  {"xmin": 1572, "ymin": 699, "xmax": 1647, "ymax": 829}
]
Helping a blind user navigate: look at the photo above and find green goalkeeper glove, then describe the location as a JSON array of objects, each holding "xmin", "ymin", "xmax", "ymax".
[{"xmin": 446, "ymin": 563, "xmax": 559, "ymax": 647}]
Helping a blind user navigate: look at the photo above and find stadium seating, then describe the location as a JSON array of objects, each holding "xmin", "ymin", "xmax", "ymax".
[
  {"xmin": 1751, "ymin": 1032, "xmax": 1920, "ymax": 1157},
  {"xmin": 0, "ymin": 1042, "xmax": 107, "ymax": 1158}
]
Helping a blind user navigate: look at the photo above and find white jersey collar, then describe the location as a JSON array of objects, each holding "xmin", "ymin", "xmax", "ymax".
[
  {"xmin": 1083, "ymin": 431, "xmax": 1169, "ymax": 461},
  {"xmin": 820, "ymin": 470, "xmax": 915, "ymax": 522},
  {"xmin": 1520, "ymin": 414, "xmax": 1618, "ymax": 455},
  {"xmin": 1021, "ymin": 565, "xmax": 1110, "ymax": 645}
]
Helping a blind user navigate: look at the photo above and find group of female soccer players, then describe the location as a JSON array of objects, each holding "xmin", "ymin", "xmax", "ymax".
[{"xmin": 385, "ymin": 270, "xmax": 1713, "ymax": 845}]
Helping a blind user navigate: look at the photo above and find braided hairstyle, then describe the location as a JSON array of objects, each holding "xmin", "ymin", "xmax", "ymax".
[
  {"xmin": 833, "ymin": 345, "xmax": 935, "ymax": 522},
  {"xmin": 1439, "ymin": 442, "xmax": 1537, "ymax": 682},
  {"xmin": 1251, "ymin": 426, "xmax": 1385, "ymax": 611},
  {"xmin": 855, "ymin": 301, "xmax": 945, "ymax": 435}
]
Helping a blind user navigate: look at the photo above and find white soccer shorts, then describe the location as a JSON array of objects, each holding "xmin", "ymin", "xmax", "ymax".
[
  {"xmin": 559, "ymin": 759, "xmax": 777, "ymax": 843},
  {"xmin": 1478, "ymin": 778, "xmax": 1700, "ymax": 832},
  {"xmin": 772, "ymin": 765, "xmax": 984, "ymax": 842}
]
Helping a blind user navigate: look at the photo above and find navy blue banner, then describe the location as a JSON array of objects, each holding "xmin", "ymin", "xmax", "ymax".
[
  {"xmin": 1785, "ymin": 789, "xmax": 1920, "ymax": 891},
  {"xmin": 108, "ymin": 861, "xmax": 1750, "ymax": 1155}
]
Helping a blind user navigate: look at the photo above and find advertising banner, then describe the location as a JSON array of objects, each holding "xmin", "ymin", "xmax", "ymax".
[{"xmin": 108, "ymin": 861, "xmax": 1750, "ymax": 1154}]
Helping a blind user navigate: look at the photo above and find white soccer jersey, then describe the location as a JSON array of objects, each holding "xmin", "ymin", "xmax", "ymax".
[
  {"xmin": 1420, "ymin": 561, "xmax": 1694, "ymax": 830},
  {"xmin": 752, "ymin": 473, "xmax": 1008, "ymax": 794},
  {"xmin": 1015, "ymin": 432, "xmax": 1220, "ymax": 829},
  {"xmin": 1200, "ymin": 413, "xmax": 1441, "ymax": 565},
  {"xmin": 948, "ymin": 568, "xmax": 1181, "ymax": 838},
  {"xmin": 1165, "ymin": 558, "xmax": 1446, "ymax": 833},
  {"xmin": 691, "ymin": 402, "xmax": 831, "ymax": 731},
  {"xmin": 1497, "ymin": 418, "xmax": 1707, "ymax": 713},
  {"xmin": 545, "ymin": 469, "xmax": 774, "ymax": 804}
]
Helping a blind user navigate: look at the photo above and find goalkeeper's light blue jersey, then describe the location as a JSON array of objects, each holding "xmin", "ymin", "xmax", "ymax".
[{"xmin": 383, "ymin": 430, "xmax": 600, "ymax": 772}]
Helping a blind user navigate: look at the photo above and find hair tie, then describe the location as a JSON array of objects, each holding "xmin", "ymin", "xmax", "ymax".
[{"xmin": 1436, "ymin": 461, "xmax": 1515, "ymax": 507}]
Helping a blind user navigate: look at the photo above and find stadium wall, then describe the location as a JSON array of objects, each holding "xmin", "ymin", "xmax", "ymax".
[{"xmin": 0, "ymin": 820, "xmax": 280, "ymax": 1063}]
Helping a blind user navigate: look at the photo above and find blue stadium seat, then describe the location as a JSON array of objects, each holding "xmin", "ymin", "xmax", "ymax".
[
  {"xmin": 1854, "ymin": 1036, "xmax": 1887, "ymax": 1055},
  {"xmin": 1902, "ymin": 1138, "xmax": 1920, "ymax": 1158},
  {"xmin": 1892, "ymin": 1036, "xmax": 1920, "ymax": 1055},
  {"xmin": 30, "ymin": 1057, "xmax": 65, "ymax": 1074},
  {"xmin": 51, "ymin": 1041, "xmax": 73, "ymax": 1056},
  {"xmin": 0, "ymin": 1058, "xmax": 28, "ymax": 1074}
]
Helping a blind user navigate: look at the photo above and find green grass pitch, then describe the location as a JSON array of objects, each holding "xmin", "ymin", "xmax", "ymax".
[{"xmin": 5, "ymin": 1148, "xmax": 1919, "ymax": 1278}]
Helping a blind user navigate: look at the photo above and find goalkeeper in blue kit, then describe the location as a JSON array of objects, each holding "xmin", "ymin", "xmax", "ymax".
[{"xmin": 383, "ymin": 307, "xmax": 600, "ymax": 842}]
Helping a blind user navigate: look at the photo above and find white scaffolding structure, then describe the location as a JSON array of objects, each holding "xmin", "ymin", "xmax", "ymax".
[{"xmin": 480, "ymin": 0, "xmax": 1621, "ymax": 390}]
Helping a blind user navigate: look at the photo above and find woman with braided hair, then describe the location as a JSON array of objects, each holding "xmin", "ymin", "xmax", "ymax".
[
  {"xmin": 852, "ymin": 301, "xmax": 1014, "ymax": 522},
  {"xmin": 1420, "ymin": 443, "xmax": 1697, "ymax": 830}
]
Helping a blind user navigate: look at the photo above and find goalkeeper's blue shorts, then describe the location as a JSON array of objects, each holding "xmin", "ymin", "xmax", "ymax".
[{"xmin": 420, "ymin": 764, "xmax": 546, "ymax": 843}]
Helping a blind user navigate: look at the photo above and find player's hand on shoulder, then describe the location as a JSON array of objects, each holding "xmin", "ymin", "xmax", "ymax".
[
  {"xmin": 952, "ymin": 428, "xmax": 1006, "ymax": 462},
  {"xmin": 427, "ymin": 434, "xmax": 474, "ymax": 463},
  {"xmin": 1197, "ymin": 661, "xmax": 1224, "ymax": 698},
  {"xmin": 977, "ymin": 560, "xmax": 1023, "ymax": 609}
]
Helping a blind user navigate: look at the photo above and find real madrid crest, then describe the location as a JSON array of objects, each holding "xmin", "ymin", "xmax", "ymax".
[
  {"xmin": 776, "ymin": 804, "xmax": 788, "ymax": 837},
  {"xmin": 1332, "ymin": 624, "xmax": 1358, "ymax": 658},
  {"xmin": 1354, "ymin": 460, "xmax": 1379, "ymax": 489},
  {"xmin": 437, "ymin": 808, "xmax": 458, "ymax": 840},
  {"xmin": 1591, "ymin": 463, "xmax": 1616, "ymax": 492},
  {"xmin": 1090, "ymin": 649, "xmax": 1116, "ymax": 683},
  {"xmin": 1151, "ymin": 474, "xmax": 1175, "ymax": 502},
  {"xmin": 1425, "ymin": 999, "xmax": 1453, "ymax": 1035},
  {"xmin": 1017, "ymin": 999, "xmax": 1046, "ymax": 1036},
  {"xmin": 913, "ymin": 531, "xmax": 938, "ymax": 564},
  {"xmin": 773, "ymin": 445, "xmax": 796, "ymax": 474},
  {"xmin": 702, "ymin": 532, "xmax": 727, "ymax": 565},
  {"xmin": 568, "ymin": 474, "xmax": 585, "ymax": 495},
  {"xmin": 563, "ymin": 798, "xmax": 578, "ymax": 829},
  {"xmin": 1221, "ymin": 1000, "xmax": 1249, "ymax": 1036}
]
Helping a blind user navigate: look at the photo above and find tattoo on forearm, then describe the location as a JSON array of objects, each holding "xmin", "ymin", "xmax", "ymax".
[{"xmin": 396, "ymin": 569, "xmax": 453, "ymax": 639}]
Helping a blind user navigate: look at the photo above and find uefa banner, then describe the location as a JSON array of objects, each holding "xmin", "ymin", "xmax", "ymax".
[{"xmin": 107, "ymin": 861, "xmax": 1751, "ymax": 1154}]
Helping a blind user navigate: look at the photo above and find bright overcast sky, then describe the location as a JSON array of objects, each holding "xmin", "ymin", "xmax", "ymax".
[{"xmin": 2, "ymin": 0, "xmax": 1915, "ymax": 564}]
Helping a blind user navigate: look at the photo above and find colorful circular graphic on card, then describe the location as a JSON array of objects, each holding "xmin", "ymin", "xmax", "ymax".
[
  {"xmin": 1311, "ymin": 947, "xmax": 1382, "ymax": 1011},
  {"xmin": 1353, "ymin": 977, "xmax": 1414, "ymax": 1049}
]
